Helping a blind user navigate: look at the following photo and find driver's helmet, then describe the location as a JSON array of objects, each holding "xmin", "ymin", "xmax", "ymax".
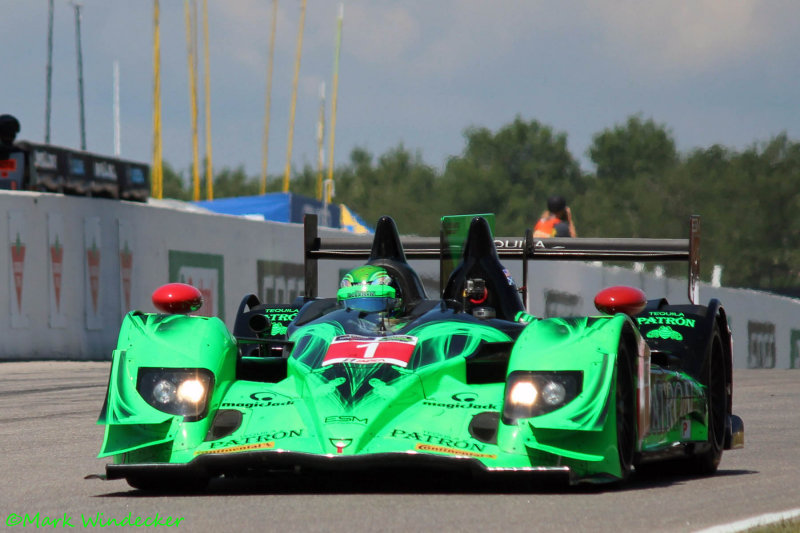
[{"xmin": 337, "ymin": 265, "xmax": 401, "ymax": 313}]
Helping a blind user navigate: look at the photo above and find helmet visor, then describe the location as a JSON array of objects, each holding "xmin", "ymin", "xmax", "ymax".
[
  {"xmin": 341, "ymin": 297, "xmax": 396, "ymax": 312},
  {"xmin": 337, "ymin": 284, "xmax": 396, "ymax": 312}
]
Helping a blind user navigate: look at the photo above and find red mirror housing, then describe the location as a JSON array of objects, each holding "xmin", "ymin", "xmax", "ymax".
[
  {"xmin": 152, "ymin": 283, "xmax": 204, "ymax": 314},
  {"xmin": 594, "ymin": 286, "xmax": 647, "ymax": 316}
]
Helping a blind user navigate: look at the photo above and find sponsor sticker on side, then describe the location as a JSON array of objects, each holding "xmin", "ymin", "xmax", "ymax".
[
  {"xmin": 415, "ymin": 443, "xmax": 496, "ymax": 459},
  {"xmin": 195, "ymin": 441, "xmax": 275, "ymax": 455}
]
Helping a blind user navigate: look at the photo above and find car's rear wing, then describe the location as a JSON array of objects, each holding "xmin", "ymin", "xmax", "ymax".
[{"xmin": 304, "ymin": 214, "xmax": 700, "ymax": 305}]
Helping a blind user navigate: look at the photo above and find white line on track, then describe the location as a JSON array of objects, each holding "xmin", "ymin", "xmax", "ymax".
[{"xmin": 695, "ymin": 508, "xmax": 800, "ymax": 533}]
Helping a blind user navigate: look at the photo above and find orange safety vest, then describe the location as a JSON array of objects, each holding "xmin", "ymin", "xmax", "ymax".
[{"xmin": 533, "ymin": 215, "xmax": 563, "ymax": 238}]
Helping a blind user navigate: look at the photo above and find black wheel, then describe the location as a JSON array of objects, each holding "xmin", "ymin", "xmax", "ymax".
[
  {"xmin": 686, "ymin": 322, "xmax": 726, "ymax": 474},
  {"xmin": 126, "ymin": 474, "xmax": 209, "ymax": 493},
  {"xmin": 615, "ymin": 339, "xmax": 636, "ymax": 480}
]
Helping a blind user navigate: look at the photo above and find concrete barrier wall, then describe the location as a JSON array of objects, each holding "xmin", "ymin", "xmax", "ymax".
[
  {"xmin": 2, "ymin": 191, "xmax": 797, "ymax": 367},
  {"xmin": 522, "ymin": 261, "xmax": 800, "ymax": 369}
]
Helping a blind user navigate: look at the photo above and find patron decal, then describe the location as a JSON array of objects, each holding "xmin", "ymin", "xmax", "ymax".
[
  {"xmin": 637, "ymin": 312, "xmax": 697, "ymax": 328},
  {"xmin": 392, "ymin": 429, "xmax": 489, "ymax": 453},
  {"xmin": 202, "ymin": 429, "xmax": 303, "ymax": 452}
]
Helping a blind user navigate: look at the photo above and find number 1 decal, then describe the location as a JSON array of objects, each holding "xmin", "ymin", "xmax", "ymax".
[{"xmin": 322, "ymin": 335, "xmax": 418, "ymax": 367}]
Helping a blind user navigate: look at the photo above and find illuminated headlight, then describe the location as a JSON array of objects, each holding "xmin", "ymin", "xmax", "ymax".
[
  {"xmin": 177, "ymin": 379, "xmax": 206, "ymax": 403},
  {"xmin": 502, "ymin": 371, "xmax": 582, "ymax": 424},
  {"xmin": 137, "ymin": 368, "xmax": 214, "ymax": 421}
]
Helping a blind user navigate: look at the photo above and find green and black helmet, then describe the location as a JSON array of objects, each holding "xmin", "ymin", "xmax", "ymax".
[{"xmin": 337, "ymin": 265, "xmax": 401, "ymax": 313}]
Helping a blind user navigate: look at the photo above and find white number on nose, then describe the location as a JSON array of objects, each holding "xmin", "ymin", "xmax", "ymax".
[{"xmin": 357, "ymin": 342, "xmax": 380, "ymax": 358}]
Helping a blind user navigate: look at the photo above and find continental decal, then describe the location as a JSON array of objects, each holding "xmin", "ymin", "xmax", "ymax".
[
  {"xmin": 415, "ymin": 443, "xmax": 496, "ymax": 459},
  {"xmin": 196, "ymin": 441, "xmax": 275, "ymax": 455}
]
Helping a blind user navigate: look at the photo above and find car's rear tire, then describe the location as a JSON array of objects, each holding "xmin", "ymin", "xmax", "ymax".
[
  {"xmin": 615, "ymin": 338, "xmax": 636, "ymax": 480},
  {"xmin": 685, "ymin": 321, "xmax": 726, "ymax": 474}
]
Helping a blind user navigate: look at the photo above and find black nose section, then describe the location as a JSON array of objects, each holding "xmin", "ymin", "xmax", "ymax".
[
  {"xmin": 369, "ymin": 216, "xmax": 409, "ymax": 263},
  {"xmin": 462, "ymin": 216, "xmax": 498, "ymax": 260}
]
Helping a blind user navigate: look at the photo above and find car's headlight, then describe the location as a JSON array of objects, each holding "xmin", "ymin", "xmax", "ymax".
[
  {"xmin": 502, "ymin": 371, "xmax": 582, "ymax": 423},
  {"xmin": 137, "ymin": 368, "xmax": 214, "ymax": 421}
]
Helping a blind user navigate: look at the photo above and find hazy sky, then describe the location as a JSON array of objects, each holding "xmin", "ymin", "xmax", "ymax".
[{"xmin": 5, "ymin": 1, "xmax": 800, "ymax": 180}]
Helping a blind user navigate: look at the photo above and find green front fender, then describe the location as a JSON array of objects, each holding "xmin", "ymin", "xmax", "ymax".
[
  {"xmin": 98, "ymin": 312, "xmax": 237, "ymax": 458},
  {"xmin": 500, "ymin": 315, "xmax": 629, "ymax": 474},
  {"xmin": 508, "ymin": 315, "xmax": 626, "ymax": 431}
]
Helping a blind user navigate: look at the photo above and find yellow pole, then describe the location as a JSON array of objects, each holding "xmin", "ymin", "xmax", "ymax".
[
  {"xmin": 283, "ymin": 0, "xmax": 306, "ymax": 193},
  {"xmin": 185, "ymin": 0, "xmax": 200, "ymax": 201},
  {"xmin": 202, "ymin": 0, "xmax": 213, "ymax": 200},
  {"xmin": 151, "ymin": 0, "xmax": 163, "ymax": 199},
  {"xmin": 325, "ymin": 3, "xmax": 343, "ymax": 204},
  {"xmin": 316, "ymin": 82, "xmax": 325, "ymax": 200},
  {"xmin": 260, "ymin": 0, "xmax": 278, "ymax": 195}
]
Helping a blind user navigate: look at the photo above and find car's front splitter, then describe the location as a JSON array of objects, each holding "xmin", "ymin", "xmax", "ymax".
[{"xmin": 106, "ymin": 449, "xmax": 572, "ymax": 483}]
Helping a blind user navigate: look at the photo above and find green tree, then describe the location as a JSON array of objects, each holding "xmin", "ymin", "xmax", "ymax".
[
  {"xmin": 580, "ymin": 115, "xmax": 679, "ymax": 237},
  {"xmin": 161, "ymin": 161, "xmax": 190, "ymax": 201},
  {"xmin": 722, "ymin": 134, "xmax": 800, "ymax": 288},
  {"xmin": 333, "ymin": 145, "xmax": 440, "ymax": 235},
  {"xmin": 211, "ymin": 166, "xmax": 261, "ymax": 198},
  {"xmin": 439, "ymin": 117, "xmax": 584, "ymax": 235}
]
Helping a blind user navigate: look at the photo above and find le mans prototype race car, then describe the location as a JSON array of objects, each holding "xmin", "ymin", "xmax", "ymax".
[{"xmin": 98, "ymin": 214, "xmax": 743, "ymax": 490}]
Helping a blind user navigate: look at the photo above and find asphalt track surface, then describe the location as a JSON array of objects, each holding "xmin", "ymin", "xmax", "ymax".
[{"xmin": 1, "ymin": 362, "xmax": 798, "ymax": 533}]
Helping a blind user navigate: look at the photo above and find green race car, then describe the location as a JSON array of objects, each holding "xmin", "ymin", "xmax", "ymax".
[{"xmin": 98, "ymin": 214, "xmax": 743, "ymax": 490}]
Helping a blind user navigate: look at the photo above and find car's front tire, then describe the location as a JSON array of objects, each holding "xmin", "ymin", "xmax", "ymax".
[{"xmin": 615, "ymin": 338, "xmax": 636, "ymax": 481}]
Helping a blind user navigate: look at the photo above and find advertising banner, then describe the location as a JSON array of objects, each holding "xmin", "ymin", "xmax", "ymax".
[
  {"xmin": 747, "ymin": 321, "xmax": 776, "ymax": 369},
  {"xmin": 8, "ymin": 210, "xmax": 28, "ymax": 328},
  {"xmin": 257, "ymin": 260, "xmax": 304, "ymax": 304},
  {"xmin": 118, "ymin": 220, "xmax": 134, "ymax": 315},
  {"xmin": 84, "ymin": 216, "xmax": 103, "ymax": 330},
  {"xmin": 48, "ymin": 212, "xmax": 66, "ymax": 328},
  {"xmin": 169, "ymin": 251, "xmax": 225, "ymax": 320}
]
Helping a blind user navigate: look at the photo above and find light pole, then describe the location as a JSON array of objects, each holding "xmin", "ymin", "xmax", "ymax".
[
  {"xmin": 72, "ymin": 2, "xmax": 87, "ymax": 151},
  {"xmin": 45, "ymin": 0, "xmax": 54, "ymax": 144}
]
